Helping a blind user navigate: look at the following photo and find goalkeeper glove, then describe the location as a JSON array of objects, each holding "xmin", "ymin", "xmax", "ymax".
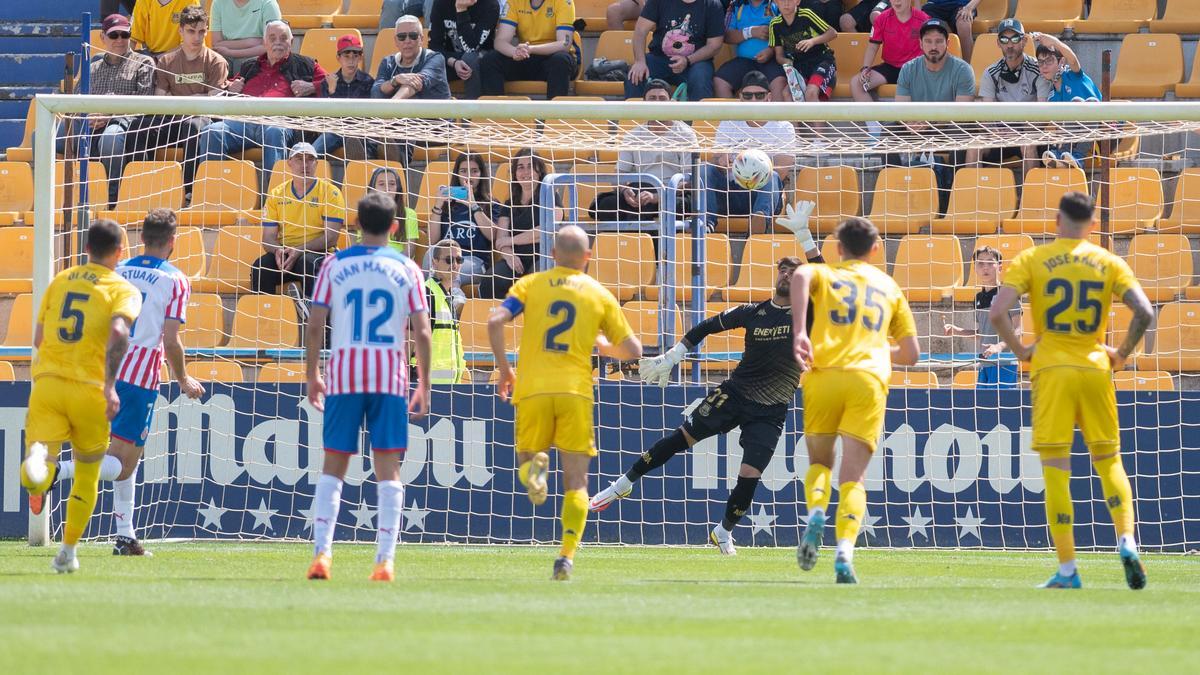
[
  {"xmin": 777, "ymin": 200, "xmax": 817, "ymax": 252},
  {"xmin": 638, "ymin": 342, "xmax": 688, "ymax": 387}
]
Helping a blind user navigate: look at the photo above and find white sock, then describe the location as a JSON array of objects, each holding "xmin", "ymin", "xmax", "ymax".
[
  {"xmin": 375, "ymin": 480, "xmax": 404, "ymax": 564},
  {"xmin": 59, "ymin": 543, "xmax": 75, "ymax": 557},
  {"xmin": 113, "ymin": 476, "xmax": 136, "ymax": 539},
  {"xmin": 57, "ymin": 459, "xmax": 74, "ymax": 481},
  {"xmin": 808, "ymin": 507, "xmax": 826, "ymax": 522},
  {"xmin": 1119, "ymin": 534, "xmax": 1138, "ymax": 553},
  {"xmin": 835, "ymin": 538, "xmax": 854, "ymax": 562},
  {"xmin": 1059, "ymin": 560, "xmax": 1077, "ymax": 577},
  {"xmin": 713, "ymin": 521, "xmax": 731, "ymax": 539},
  {"xmin": 613, "ymin": 474, "xmax": 633, "ymax": 493},
  {"xmin": 57, "ymin": 455, "xmax": 121, "ymax": 482},
  {"xmin": 312, "ymin": 473, "xmax": 343, "ymax": 557}
]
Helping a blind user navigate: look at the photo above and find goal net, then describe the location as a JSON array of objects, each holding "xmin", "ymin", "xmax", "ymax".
[{"xmin": 14, "ymin": 88, "xmax": 1200, "ymax": 552}]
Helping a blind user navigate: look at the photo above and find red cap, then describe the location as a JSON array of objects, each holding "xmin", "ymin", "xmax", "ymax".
[
  {"xmin": 101, "ymin": 14, "xmax": 132, "ymax": 35},
  {"xmin": 336, "ymin": 34, "xmax": 364, "ymax": 54}
]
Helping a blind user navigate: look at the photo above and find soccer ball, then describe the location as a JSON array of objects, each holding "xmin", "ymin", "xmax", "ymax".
[{"xmin": 731, "ymin": 149, "xmax": 773, "ymax": 190}]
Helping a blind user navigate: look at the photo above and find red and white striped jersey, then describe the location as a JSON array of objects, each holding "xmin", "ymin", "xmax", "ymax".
[
  {"xmin": 115, "ymin": 256, "xmax": 190, "ymax": 390},
  {"xmin": 312, "ymin": 245, "xmax": 427, "ymax": 396}
]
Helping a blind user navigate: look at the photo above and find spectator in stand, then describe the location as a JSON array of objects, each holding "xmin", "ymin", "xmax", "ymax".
[
  {"xmin": 627, "ymin": 0, "xmax": 725, "ymax": 101},
  {"xmin": 311, "ymin": 34, "xmax": 377, "ymax": 161},
  {"xmin": 420, "ymin": 238, "xmax": 468, "ymax": 384},
  {"xmin": 366, "ymin": 167, "xmax": 420, "ymax": 254},
  {"xmin": 770, "ymin": 0, "xmax": 838, "ymax": 102},
  {"xmin": 425, "ymin": 153, "xmax": 498, "ymax": 286},
  {"xmin": 850, "ymin": 0, "xmax": 927, "ymax": 104},
  {"xmin": 840, "ymin": 0, "xmax": 887, "ymax": 33},
  {"xmin": 702, "ymin": 71, "xmax": 794, "ymax": 234},
  {"xmin": 920, "ymin": 0, "xmax": 978, "ymax": 62},
  {"xmin": 194, "ymin": 20, "xmax": 326, "ymax": 190},
  {"xmin": 210, "ymin": 0, "xmax": 282, "ymax": 73},
  {"xmin": 127, "ymin": 5, "xmax": 227, "ymax": 193},
  {"xmin": 942, "ymin": 245, "xmax": 1022, "ymax": 389},
  {"xmin": 894, "ymin": 18, "xmax": 973, "ymax": 181},
  {"xmin": 131, "ymin": 0, "xmax": 199, "ymax": 56},
  {"xmin": 429, "ymin": 0, "xmax": 500, "ymax": 99},
  {"xmin": 714, "ymin": 0, "xmax": 784, "ymax": 101},
  {"xmin": 480, "ymin": 0, "xmax": 581, "ymax": 99},
  {"xmin": 254, "ymin": 142, "xmax": 346, "ymax": 303},
  {"xmin": 480, "ymin": 149, "xmax": 563, "ymax": 299},
  {"xmin": 1034, "ymin": 32, "xmax": 1102, "ymax": 170},
  {"xmin": 373, "ymin": 16, "xmax": 452, "ymax": 101}
]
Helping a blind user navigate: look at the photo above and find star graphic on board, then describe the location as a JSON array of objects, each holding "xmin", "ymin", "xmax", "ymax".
[
  {"xmin": 249, "ymin": 499, "xmax": 278, "ymax": 532},
  {"xmin": 860, "ymin": 512, "xmax": 882, "ymax": 538},
  {"xmin": 298, "ymin": 508, "xmax": 315, "ymax": 531},
  {"xmin": 403, "ymin": 499, "xmax": 430, "ymax": 532},
  {"xmin": 350, "ymin": 504, "xmax": 377, "ymax": 529},
  {"xmin": 198, "ymin": 500, "xmax": 227, "ymax": 530},
  {"xmin": 904, "ymin": 506, "xmax": 932, "ymax": 541},
  {"xmin": 747, "ymin": 504, "xmax": 776, "ymax": 537},
  {"xmin": 955, "ymin": 507, "xmax": 986, "ymax": 542}
]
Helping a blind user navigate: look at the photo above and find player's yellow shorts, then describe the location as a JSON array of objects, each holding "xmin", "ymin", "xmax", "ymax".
[
  {"xmin": 25, "ymin": 375, "xmax": 110, "ymax": 456},
  {"xmin": 802, "ymin": 368, "xmax": 888, "ymax": 452},
  {"xmin": 514, "ymin": 393, "xmax": 597, "ymax": 456},
  {"xmin": 1031, "ymin": 367, "xmax": 1119, "ymax": 457}
]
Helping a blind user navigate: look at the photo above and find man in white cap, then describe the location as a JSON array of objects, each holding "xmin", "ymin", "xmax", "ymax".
[{"xmin": 252, "ymin": 142, "xmax": 347, "ymax": 308}]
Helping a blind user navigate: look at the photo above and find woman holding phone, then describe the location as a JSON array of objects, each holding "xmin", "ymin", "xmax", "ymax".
[{"xmin": 426, "ymin": 152, "xmax": 498, "ymax": 286}]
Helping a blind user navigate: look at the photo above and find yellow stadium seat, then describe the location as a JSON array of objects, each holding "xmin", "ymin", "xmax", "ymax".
[
  {"xmin": 1014, "ymin": 0, "xmax": 1083, "ymax": 32},
  {"xmin": 1, "ymin": 294, "xmax": 32, "ymax": 346},
  {"xmin": 101, "ymin": 161, "xmax": 185, "ymax": 226},
  {"xmin": 642, "ymin": 233, "xmax": 732, "ymax": 304},
  {"xmin": 1162, "ymin": 167, "xmax": 1200, "ymax": 232},
  {"xmin": 588, "ymin": 232, "xmax": 656, "ymax": 301},
  {"xmin": 1175, "ymin": 48, "xmax": 1200, "ymax": 99},
  {"xmin": 227, "ymin": 295, "xmax": 300, "ymax": 349},
  {"xmin": 576, "ymin": 32, "xmax": 645, "ymax": 96},
  {"xmin": 832, "ymin": 33, "xmax": 879, "ymax": 98},
  {"xmin": 893, "ymin": 235, "xmax": 964, "ymax": 302},
  {"xmin": 193, "ymin": 225, "xmax": 265, "ymax": 294},
  {"xmin": 866, "ymin": 166, "xmax": 937, "ymax": 234},
  {"xmin": 258, "ymin": 361, "xmax": 307, "ymax": 383},
  {"xmin": 161, "ymin": 226, "xmax": 207, "ymax": 279},
  {"xmin": 0, "ymin": 360, "xmax": 15, "ymax": 380},
  {"xmin": 179, "ymin": 293, "xmax": 227, "ymax": 348},
  {"xmin": 343, "ymin": 159, "xmax": 408, "ymax": 220},
  {"xmin": 698, "ymin": 302, "xmax": 744, "ymax": 370},
  {"xmin": 951, "ymin": 370, "xmax": 977, "ymax": 389},
  {"xmin": 1075, "ymin": 0, "xmax": 1155, "ymax": 33},
  {"xmin": 299, "ymin": 28, "xmax": 360, "ymax": 72},
  {"xmin": 26, "ymin": 162, "xmax": 109, "ymax": 225},
  {"xmin": 1110, "ymin": 34, "xmax": 1183, "ymax": 99},
  {"xmin": 1151, "ymin": 1, "xmax": 1200, "ymax": 34},
  {"xmin": 951, "ymin": 234, "xmax": 1035, "ymax": 302},
  {"xmin": 931, "ymin": 167, "xmax": 1017, "ymax": 235},
  {"xmin": 0, "ymin": 227, "xmax": 34, "ymax": 294},
  {"xmin": 819, "ymin": 234, "xmax": 886, "ymax": 270},
  {"xmin": 180, "ymin": 159, "xmax": 259, "ymax": 226},
  {"xmin": 1127, "ymin": 234, "xmax": 1193, "ymax": 302},
  {"xmin": 727, "ymin": 235, "xmax": 805, "ymax": 303},
  {"xmin": 267, "ymin": 158, "xmax": 333, "ymax": 194},
  {"xmin": 413, "ymin": 160, "xmax": 455, "ymax": 238},
  {"xmin": 186, "ymin": 360, "xmax": 245, "ymax": 383},
  {"xmin": 1104, "ymin": 303, "xmax": 1134, "ymax": 352},
  {"xmin": 1107, "ymin": 167, "xmax": 1163, "ymax": 233},
  {"xmin": 1140, "ymin": 302, "xmax": 1200, "ymax": 372},
  {"xmin": 972, "ymin": 0, "xmax": 1011, "ymax": 32},
  {"xmin": 4, "ymin": 105, "xmax": 35, "ymax": 163},
  {"xmin": 1002, "ymin": 168, "xmax": 1087, "ymax": 234},
  {"xmin": 458, "ymin": 298, "xmax": 522, "ymax": 366},
  {"xmin": 621, "ymin": 300, "xmax": 685, "ymax": 351},
  {"xmin": 574, "ymin": 0, "xmax": 611, "ymax": 31},
  {"xmin": 1113, "ymin": 371, "xmax": 1175, "ymax": 391},
  {"xmin": 890, "ymin": 370, "xmax": 939, "ymax": 388},
  {"xmin": 794, "ymin": 166, "xmax": 860, "ymax": 233},
  {"xmin": 332, "ymin": 0, "xmax": 382, "ymax": 28},
  {"xmin": 0, "ymin": 161, "xmax": 33, "ymax": 224},
  {"xmin": 369, "ymin": 29, "xmax": 396, "ymax": 76}
]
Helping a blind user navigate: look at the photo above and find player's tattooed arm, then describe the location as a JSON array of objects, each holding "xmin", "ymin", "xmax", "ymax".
[
  {"xmin": 105, "ymin": 317, "xmax": 131, "ymax": 387},
  {"xmin": 1117, "ymin": 286, "xmax": 1155, "ymax": 358}
]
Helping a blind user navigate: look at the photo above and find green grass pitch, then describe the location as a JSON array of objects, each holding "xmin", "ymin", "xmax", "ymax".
[{"xmin": 1, "ymin": 542, "xmax": 1197, "ymax": 673}]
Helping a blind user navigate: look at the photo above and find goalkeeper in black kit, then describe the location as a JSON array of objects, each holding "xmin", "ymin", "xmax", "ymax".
[{"xmin": 590, "ymin": 202, "xmax": 823, "ymax": 555}]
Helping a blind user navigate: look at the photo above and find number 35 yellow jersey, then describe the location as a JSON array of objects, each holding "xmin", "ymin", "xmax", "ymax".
[{"xmin": 1002, "ymin": 238, "xmax": 1140, "ymax": 374}]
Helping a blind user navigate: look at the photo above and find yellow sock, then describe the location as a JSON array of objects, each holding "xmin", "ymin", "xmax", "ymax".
[
  {"xmin": 805, "ymin": 464, "xmax": 833, "ymax": 513},
  {"xmin": 1093, "ymin": 455, "xmax": 1135, "ymax": 539},
  {"xmin": 64, "ymin": 459, "xmax": 102, "ymax": 547},
  {"xmin": 517, "ymin": 460, "xmax": 532, "ymax": 488},
  {"xmin": 558, "ymin": 489, "xmax": 588, "ymax": 559},
  {"xmin": 834, "ymin": 481, "xmax": 866, "ymax": 544},
  {"xmin": 1042, "ymin": 465, "xmax": 1075, "ymax": 565}
]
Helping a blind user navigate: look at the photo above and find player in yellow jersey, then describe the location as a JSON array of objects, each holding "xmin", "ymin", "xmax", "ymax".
[
  {"xmin": 488, "ymin": 226, "xmax": 642, "ymax": 580},
  {"xmin": 989, "ymin": 192, "xmax": 1154, "ymax": 590},
  {"xmin": 790, "ymin": 217, "xmax": 919, "ymax": 583},
  {"xmin": 21, "ymin": 220, "xmax": 142, "ymax": 574}
]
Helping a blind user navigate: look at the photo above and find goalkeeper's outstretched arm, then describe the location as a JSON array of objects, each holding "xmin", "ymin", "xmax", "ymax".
[{"xmin": 639, "ymin": 306, "xmax": 750, "ymax": 386}]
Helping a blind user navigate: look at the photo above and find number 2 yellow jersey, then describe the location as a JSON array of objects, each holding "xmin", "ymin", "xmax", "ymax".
[
  {"xmin": 33, "ymin": 263, "xmax": 142, "ymax": 388},
  {"xmin": 808, "ymin": 260, "xmax": 917, "ymax": 385},
  {"xmin": 502, "ymin": 267, "xmax": 634, "ymax": 404},
  {"xmin": 1002, "ymin": 238, "xmax": 1140, "ymax": 374}
]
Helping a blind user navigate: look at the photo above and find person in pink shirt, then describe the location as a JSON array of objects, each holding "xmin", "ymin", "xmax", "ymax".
[{"xmin": 850, "ymin": 0, "xmax": 928, "ymax": 102}]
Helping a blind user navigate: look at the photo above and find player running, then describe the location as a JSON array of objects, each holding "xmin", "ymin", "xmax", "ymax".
[
  {"xmin": 591, "ymin": 256, "xmax": 807, "ymax": 556},
  {"xmin": 791, "ymin": 217, "xmax": 919, "ymax": 583},
  {"xmin": 21, "ymin": 220, "xmax": 142, "ymax": 573},
  {"xmin": 988, "ymin": 192, "xmax": 1153, "ymax": 590},
  {"xmin": 43, "ymin": 209, "xmax": 206, "ymax": 555},
  {"xmin": 305, "ymin": 192, "xmax": 433, "ymax": 582},
  {"xmin": 488, "ymin": 225, "xmax": 641, "ymax": 581}
]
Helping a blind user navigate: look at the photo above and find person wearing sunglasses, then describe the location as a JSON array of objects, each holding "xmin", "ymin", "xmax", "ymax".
[
  {"xmin": 373, "ymin": 15, "xmax": 451, "ymax": 102},
  {"xmin": 418, "ymin": 239, "xmax": 468, "ymax": 384}
]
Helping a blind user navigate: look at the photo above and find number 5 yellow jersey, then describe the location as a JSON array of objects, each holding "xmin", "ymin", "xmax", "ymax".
[
  {"xmin": 33, "ymin": 263, "xmax": 142, "ymax": 388},
  {"xmin": 501, "ymin": 267, "xmax": 634, "ymax": 404},
  {"xmin": 808, "ymin": 260, "xmax": 917, "ymax": 385},
  {"xmin": 1002, "ymin": 238, "xmax": 1140, "ymax": 374}
]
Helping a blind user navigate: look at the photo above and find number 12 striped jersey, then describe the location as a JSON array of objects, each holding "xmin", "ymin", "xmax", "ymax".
[{"xmin": 312, "ymin": 245, "xmax": 428, "ymax": 396}]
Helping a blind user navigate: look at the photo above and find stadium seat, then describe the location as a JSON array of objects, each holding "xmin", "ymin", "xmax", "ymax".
[
  {"xmin": 587, "ymin": 232, "xmax": 656, "ymax": 301},
  {"xmin": 151, "ymin": 226, "xmax": 207, "ymax": 279},
  {"xmin": 931, "ymin": 167, "xmax": 1017, "ymax": 235},
  {"xmin": 1107, "ymin": 167, "xmax": 1163, "ymax": 233},
  {"xmin": 458, "ymin": 298, "xmax": 522, "ymax": 366},
  {"xmin": 866, "ymin": 166, "xmax": 937, "ymax": 234},
  {"xmin": 4, "ymin": 105, "xmax": 35, "ymax": 163},
  {"xmin": 643, "ymin": 233, "xmax": 733, "ymax": 303},
  {"xmin": 332, "ymin": 0, "xmax": 382, "ymax": 28},
  {"xmin": 1140, "ymin": 302, "xmax": 1200, "ymax": 372},
  {"xmin": 727, "ymin": 235, "xmax": 805, "ymax": 303},
  {"xmin": 697, "ymin": 302, "xmax": 744, "ymax": 370},
  {"xmin": 0, "ymin": 161, "xmax": 33, "ymax": 224},
  {"xmin": 368, "ymin": 29, "xmax": 396, "ymax": 76},
  {"xmin": 413, "ymin": 160, "xmax": 455, "ymax": 237},
  {"xmin": 1113, "ymin": 371, "xmax": 1175, "ymax": 391},
  {"xmin": 0, "ymin": 360, "xmax": 15, "ymax": 381},
  {"xmin": 179, "ymin": 293, "xmax": 227, "ymax": 348},
  {"xmin": 1, "ymin": 294, "xmax": 32, "ymax": 346},
  {"xmin": 181, "ymin": 160, "xmax": 260, "ymax": 226},
  {"xmin": 1074, "ymin": 0, "xmax": 1155, "ymax": 33},
  {"xmin": 1002, "ymin": 168, "xmax": 1087, "ymax": 234},
  {"xmin": 299, "ymin": 28, "xmax": 361, "ymax": 73},
  {"xmin": 1175, "ymin": 47, "xmax": 1200, "ymax": 99},
  {"xmin": 1151, "ymin": 1, "xmax": 1200, "ymax": 34},
  {"xmin": 970, "ymin": 33, "xmax": 1035, "ymax": 87},
  {"xmin": 576, "ymin": 32, "xmax": 644, "ymax": 96},
  {"xmin": 101, "ymin": 161, "xmax": 185, "ymax": 226},
  {"xmin": 832, "ymin": 33, "xmax": 878, "ymax": 98},
  {"xmin": 186, "ymin": 360, "xmax": 245, "ymax": 383},
  {"xmin": 574, "ymin": 0, "xmax": 611, "ymax": 31},
  {"xmin": 819, "ymin": 234, "xmax": 886, "ymax": 270},
  {"xmin": 193, "ymin": 225, "xmax": 265, "ymax": 294},
  {"xmin": 1127, "ymin": 234, "xmax": 1193, "ymax": 302},
  {"xmin": 889, "ymin": 370, "xmax": 939, "ymax": 388},
  {"xmin": 794, "ymin": 165, "xmax": 860, "ymax": 233},
  {"xmin": 951, "ymin": 234, "xmax": 1035, "ymax": 302},
  {"xmin": 621, "ymin": 301, "xmax": 685, "ymax": 352},
  {"xmin": 1105, "ymin": 303, "xmax": 1134, "ymax": 353},
  {"xmin": 893, "ymin": 235, "xmax": 964, "ymax": 302},
  {"xmin": 257, "ymin": 362, "xmax": 307, "ymax": 383},
  {"xmin": 266, "ymin": 158, "xmax": 333, "ymax": 194},
  {"xmin": 343, "ymin": 159, "xmax": 407, "ymax": 220},
  {"xmin": 972, "ymin": 0, "xmax": 1011, "ymax": 33},
  {"xmin": 951, "ymin": 370, "xmax": 977, "ymax": 389},
  {"xmin": 1162, "ymin": 168, "xmax": 1200, "ymax": 232},
  {"xmin": 1110, "ymin": 34, "xmax": 1183, "ymax": 99},
  {"xmin": 1014, "ymin": 0, "xmax": 1083, "ymax": 33},
  {"xmin": 227, "ymin": 295, "xmax": 300, "ymax": 349},
  {"xmin": 28, "ymin": 162, "xmax": 110, "ymax": 225},
  {"xmin": 0, "ymin": 227, "xmax": 33, "ymax": 294}
]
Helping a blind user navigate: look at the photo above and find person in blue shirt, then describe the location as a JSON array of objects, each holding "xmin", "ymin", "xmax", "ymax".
[
  {"xmin": 1033, "ymin": 31, "xmax": 1102, "ymax": 170},
  {"xmin": 714, "ymin": 0, "xmax": 786, "ymax": 100}
]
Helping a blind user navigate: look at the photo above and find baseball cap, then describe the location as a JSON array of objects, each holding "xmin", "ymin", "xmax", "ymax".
[
  {"xmin": 336, "ymin": 34, "xmax": 364, "ymax": 54},
  {"xmin": 996, "ymin": 18, "xmax": 1025, "ymax": 36},
  {"xmin": 101, "ymin": 14, "xmax": 132, "ymax": 35},
  {"xmin": 289, "ymin": 142, "xmax": 318, "ymax": 158},
  {"xmin": 919, "ymin": 18, "xmax": 951, "ymax": 39},
  {"xmin": 739, "ymin": 70, "xmax": 771, "ymax": 92}
]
